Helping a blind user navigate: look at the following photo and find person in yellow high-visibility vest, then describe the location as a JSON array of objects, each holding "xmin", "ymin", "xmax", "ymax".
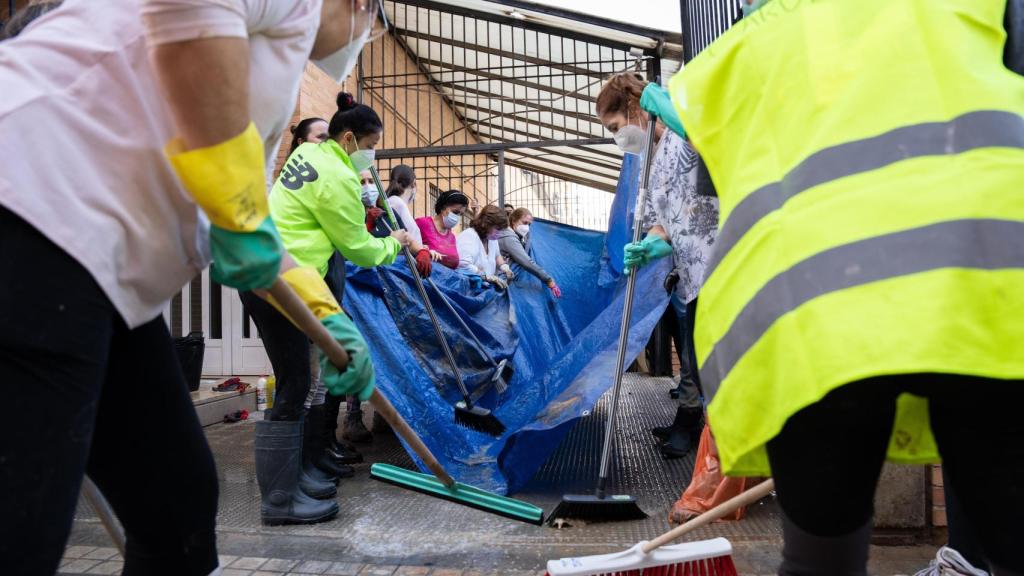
[{"xmin": 633, "ymin": 0, "xmax": 1024, "ymax": 572}]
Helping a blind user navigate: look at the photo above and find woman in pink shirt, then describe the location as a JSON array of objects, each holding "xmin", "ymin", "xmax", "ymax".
[{"xmin": 415, "ymin": 190, "xmax": 469, "ymax": 269}]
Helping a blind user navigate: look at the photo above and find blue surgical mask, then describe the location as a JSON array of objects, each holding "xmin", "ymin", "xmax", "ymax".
[
  {"xmin": 361, "ymin": 184, "xmax": 379, "ymax": 206},
  {"xmin": 443, "ymin": 212, "xmax": 460, "ymax": 229}
]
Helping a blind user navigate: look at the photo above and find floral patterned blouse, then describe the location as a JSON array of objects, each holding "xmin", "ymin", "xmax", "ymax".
[{"xmin": 640, "ymin": 130, "xmax": 720, "ymax": 304}]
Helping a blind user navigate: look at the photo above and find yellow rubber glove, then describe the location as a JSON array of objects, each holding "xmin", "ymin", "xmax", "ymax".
[
  {"xmin": 167, "ymin": 123, "xmax": 283, "ymax": 290},
  {"xmin": 266, "ymin": 267, "xmax": 376, "ymax": 401}
]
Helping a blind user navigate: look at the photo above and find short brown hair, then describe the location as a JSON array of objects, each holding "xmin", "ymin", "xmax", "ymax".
[
  {"xmin": 509, "ymin": 207, "xmax": 531, "ymax": 226},
  {"xmin": 596, "ymin": 72, "xmax": 647, "ymax": 118},
  {"xmin": 471, "ymin": 205, "xmax": 509, "ymax": 238}
]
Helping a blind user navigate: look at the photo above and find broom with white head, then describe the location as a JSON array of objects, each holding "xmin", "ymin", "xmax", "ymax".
[{"xmin": 546, "ymin": 479, "xmax": 774, "ymax": 575}]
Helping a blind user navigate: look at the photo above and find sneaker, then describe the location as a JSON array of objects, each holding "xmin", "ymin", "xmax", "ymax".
[{"xmin": 913, "ymin": 546, "xmax": 989, "ymax": 576}]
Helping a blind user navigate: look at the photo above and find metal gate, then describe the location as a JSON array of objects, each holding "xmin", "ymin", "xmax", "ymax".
[{"xmin": 362, "ymin": 0, "xmax": 683, "ymax": 232}]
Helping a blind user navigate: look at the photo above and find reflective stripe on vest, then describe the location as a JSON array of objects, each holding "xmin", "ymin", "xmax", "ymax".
[
  {"xmin": 703, "ymin": 111, "xmax": 1024, "ymax": 282},
  {"xmin": 700, "ymin": 218, "xmax": 1024, "ymax": 396}
]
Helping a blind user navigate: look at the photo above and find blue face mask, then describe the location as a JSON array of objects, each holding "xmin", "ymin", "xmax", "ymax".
[
  {"xmin": 361, "ymin": 184, "xmax": 379, "ymax": 207},
  {"xmin": 742, "ymin": 0, "xmax": 770, "ymax": 17},
  {"xmin": 443, "ymin": 211, "xmax": 461, "ymax": 229}
]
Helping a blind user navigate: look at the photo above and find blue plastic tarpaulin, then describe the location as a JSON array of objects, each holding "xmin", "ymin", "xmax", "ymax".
[{"xmin": 342, "ymin": 164, "xmax": 668, "ymax": 495}]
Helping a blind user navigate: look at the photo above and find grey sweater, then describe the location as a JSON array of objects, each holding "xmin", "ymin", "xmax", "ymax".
[{"xmin": 496, "ymin": 228, "xmax": 553, "ymax": 284}]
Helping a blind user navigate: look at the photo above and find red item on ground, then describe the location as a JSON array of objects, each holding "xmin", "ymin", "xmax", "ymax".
[
  {"xmin": 670, "ymin": 424, "xmax": 754, "ymax": 525},
  {"xmin": 213, "ymin": 377, "xmax": 241, "ymax": 392},
  {"xmin": 415, "ymin": 248, "xmax": 433, "ymax": 278},
  {"xmin": 222, "ymin": 409, "xmax": 249, "ymax": 423}
]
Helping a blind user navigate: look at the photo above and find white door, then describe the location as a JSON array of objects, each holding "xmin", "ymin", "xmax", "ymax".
[
  {"xmin": 164, "ymin": 270, "xmax": 270, "ymax": 377},
  {"xmin": 230, "ymin": 292, "xmax": 272, "ymax": 375}
]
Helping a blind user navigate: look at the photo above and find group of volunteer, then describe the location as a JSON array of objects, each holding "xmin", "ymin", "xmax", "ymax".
[{"xmin": 2, "ymin": 0, "xmax": 1022, "ymax": 574}]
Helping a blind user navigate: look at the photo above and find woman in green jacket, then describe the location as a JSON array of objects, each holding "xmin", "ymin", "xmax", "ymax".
[{"xmin": 240, "ymin": 92, "xmax": 430, "ymax": 525}]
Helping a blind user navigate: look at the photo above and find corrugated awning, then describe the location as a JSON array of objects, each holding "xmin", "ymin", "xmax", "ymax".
[{"xmin": 369, "ymin": 0, "xmax": 683, "ymax": 192}]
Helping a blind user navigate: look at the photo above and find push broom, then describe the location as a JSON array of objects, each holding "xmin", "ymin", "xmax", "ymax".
[
  {"xmin": 370, "ymin": 167, "xmax": 506, "ymax": 437},
  {"xmin": 546, "ymin": 479, "xmax": 775, "ymax": 575},
  {"xmin": 547, "ymin": 109, "xmax": 660, "ymax": 525}
]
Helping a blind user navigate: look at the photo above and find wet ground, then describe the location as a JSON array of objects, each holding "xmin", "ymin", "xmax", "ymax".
[{"xmin": 62, "ymin": 374, "xmax": 937, "ymax": 575}]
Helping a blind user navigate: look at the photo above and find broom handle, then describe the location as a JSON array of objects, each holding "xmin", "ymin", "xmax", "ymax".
[
  {"xmin": 269, "ymin": 279, "xmax": 350, "ymax": 369},
  {"xmin": 641, "ymin": 479, "xmax": 775, "ymax": 553},
  {"xmin": 595, "ymin": 110, "xmax": 659, "ymax": 498},
  {"xmin": 369, "ymin": 168, "xmax": 474, "ymax": 406},
  {"xmin": 426, "ymin": 276, "xmax": 499, "ymax": 368},
  {"xmin": 81, "ymin": 476, "xmax": 126, "ymax": 555},
  {"xmin": 267, "ymin": 279, "xmax": 456, "ymax": 488}
]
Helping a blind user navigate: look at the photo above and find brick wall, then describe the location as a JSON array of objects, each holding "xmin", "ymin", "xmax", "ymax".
[
  {"xmin": 272, "ymin": 35, "xmax": 492, "ymax": 224},
  {"xmin": 932, "ymin": 464, "xmax": 947, "ymax": 527}
]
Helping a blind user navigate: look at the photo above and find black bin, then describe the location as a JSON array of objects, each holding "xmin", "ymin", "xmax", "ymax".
[{"xmin": 174, "ymin": 331, "xmax": 205, "ymax": 392}]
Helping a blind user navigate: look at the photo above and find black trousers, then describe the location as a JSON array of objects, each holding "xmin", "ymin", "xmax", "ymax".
[
  {"xmin": 766, "ymin": 374, "xmax": 1024, "ymax": 574},
  {"xmin": 0, "ymin": 207, "xmax": 218, "ymax": 576},
  {"xmin": 240, "ymin": 251, "xmax": 349, "ymax": 422},
  {"xmin": 239, "ymin": 290, "xmax": 310, "ymax": 421}
]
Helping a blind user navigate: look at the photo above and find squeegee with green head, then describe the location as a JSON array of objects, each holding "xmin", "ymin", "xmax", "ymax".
[{"xmin": 371, "ymin": 463, "xmax": 544, "ymax": 525}]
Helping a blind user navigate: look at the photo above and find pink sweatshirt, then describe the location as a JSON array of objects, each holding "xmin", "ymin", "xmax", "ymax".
[{"xmin": 415, "ymin": 216, "xmax": 459, "ymax": 269}]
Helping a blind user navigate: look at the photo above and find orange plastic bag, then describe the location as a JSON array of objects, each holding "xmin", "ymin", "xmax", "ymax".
[{"xmin": 669, "ymin": 424, "xmax": 753, "ymax": 525}]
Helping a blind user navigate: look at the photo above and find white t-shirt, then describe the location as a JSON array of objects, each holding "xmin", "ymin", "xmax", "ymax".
[
  {"xmin": 387, "ymin": 195, "xmax": 422, "ymax": 245},
  {"xmin": 0, "ymin": 0, "xmax": 320, "ymax": 328},
  {"xmin": 456, "ymin": 229, "xmax": 500, "ymax": 277}
]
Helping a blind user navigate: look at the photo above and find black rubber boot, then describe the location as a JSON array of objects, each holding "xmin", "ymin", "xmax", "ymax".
[
  {"xmin": 300, "ymin": 409, "xmax": 338, "ymax": 498},
  {"xmin": 372, "ymin": 409, "xmax": 393, "ymax": 435},
  {"xmin": 342, "ymin": 408, "xmax": 373, "ymax": 444},
  {"xmin": 652, "ymin": 405, "xmax": 696, "ymax": 441},
  {"xmin": 328, "ymin": 438, "xmax": 364, "ymax": 465},
  {"xmin": 324, "ymin": 397, "xmax": 363, "ymax": 464},
  {"xmin": 659, "ymin": 407, "xmax": 703, "ymax": 459},
  {"xmin": 254, "ymin": 419, "xmax": 339, "ymax": 526},
  {"xmin": 309, "ymin": 405, "xmax": 354, "ymax": 478}
]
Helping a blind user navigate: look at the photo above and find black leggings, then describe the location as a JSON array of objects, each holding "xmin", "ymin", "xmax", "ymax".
[
  {"xmin": 239, "ymin": 290, "xmax": 310, "ymax": 421},
  {"xmin": 0, "ymin": 207, "xmax": 218, "ymax": 576},
  {"xmin": 767, "ymin": 374, "xmax": 1024, "ymax": 573}
]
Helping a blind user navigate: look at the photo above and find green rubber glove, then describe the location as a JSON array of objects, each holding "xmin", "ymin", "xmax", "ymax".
[
  {"xmin": 167, "ymin": 123, "xmax": 283, "ymax": 291},
  {"xmin": 639, "ymin": 83, "xmax": 686, "ymax": 139},
  {"xmin": 623, "ymin": 234, "xmax": 672, "ymax": 275},
  {"xmin": 208, "ymin": 219, "xmax": 284, "ymax": 290},
  {"xmin": 319, "ymin": 313, "xmax": 376, "ymax": 401}
]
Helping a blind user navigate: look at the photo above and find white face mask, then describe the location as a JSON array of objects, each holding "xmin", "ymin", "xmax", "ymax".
[
  {"xmin": 313, "ymin": 3, "xmax": 374, "ymax": 83},
  {"xmin": 361, "ymin": 183, "xmax": 379, "ymax": 206},
  {"xmin": 407, "ymin": 185, "xmax": 417, "ymax": 204},
  {"xmin": 613, "ymin": 124, "xmax": 646, "ymax": 155},
  {"xmin": 515, "ymin": 224, "xmax": 530, "ymax": 237},
  {"xmin": 349, "ymin": 147, "xmax": 375, "ymax": 173},
  {"xmin": 442, "ymin": 211, "xmax": 460, "ymax": 229}
]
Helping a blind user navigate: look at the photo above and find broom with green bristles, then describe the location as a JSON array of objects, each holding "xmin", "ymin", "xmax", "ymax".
[{"xmin": 545, "ymin": 479, "xmax": 774, "ymax": 575}]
